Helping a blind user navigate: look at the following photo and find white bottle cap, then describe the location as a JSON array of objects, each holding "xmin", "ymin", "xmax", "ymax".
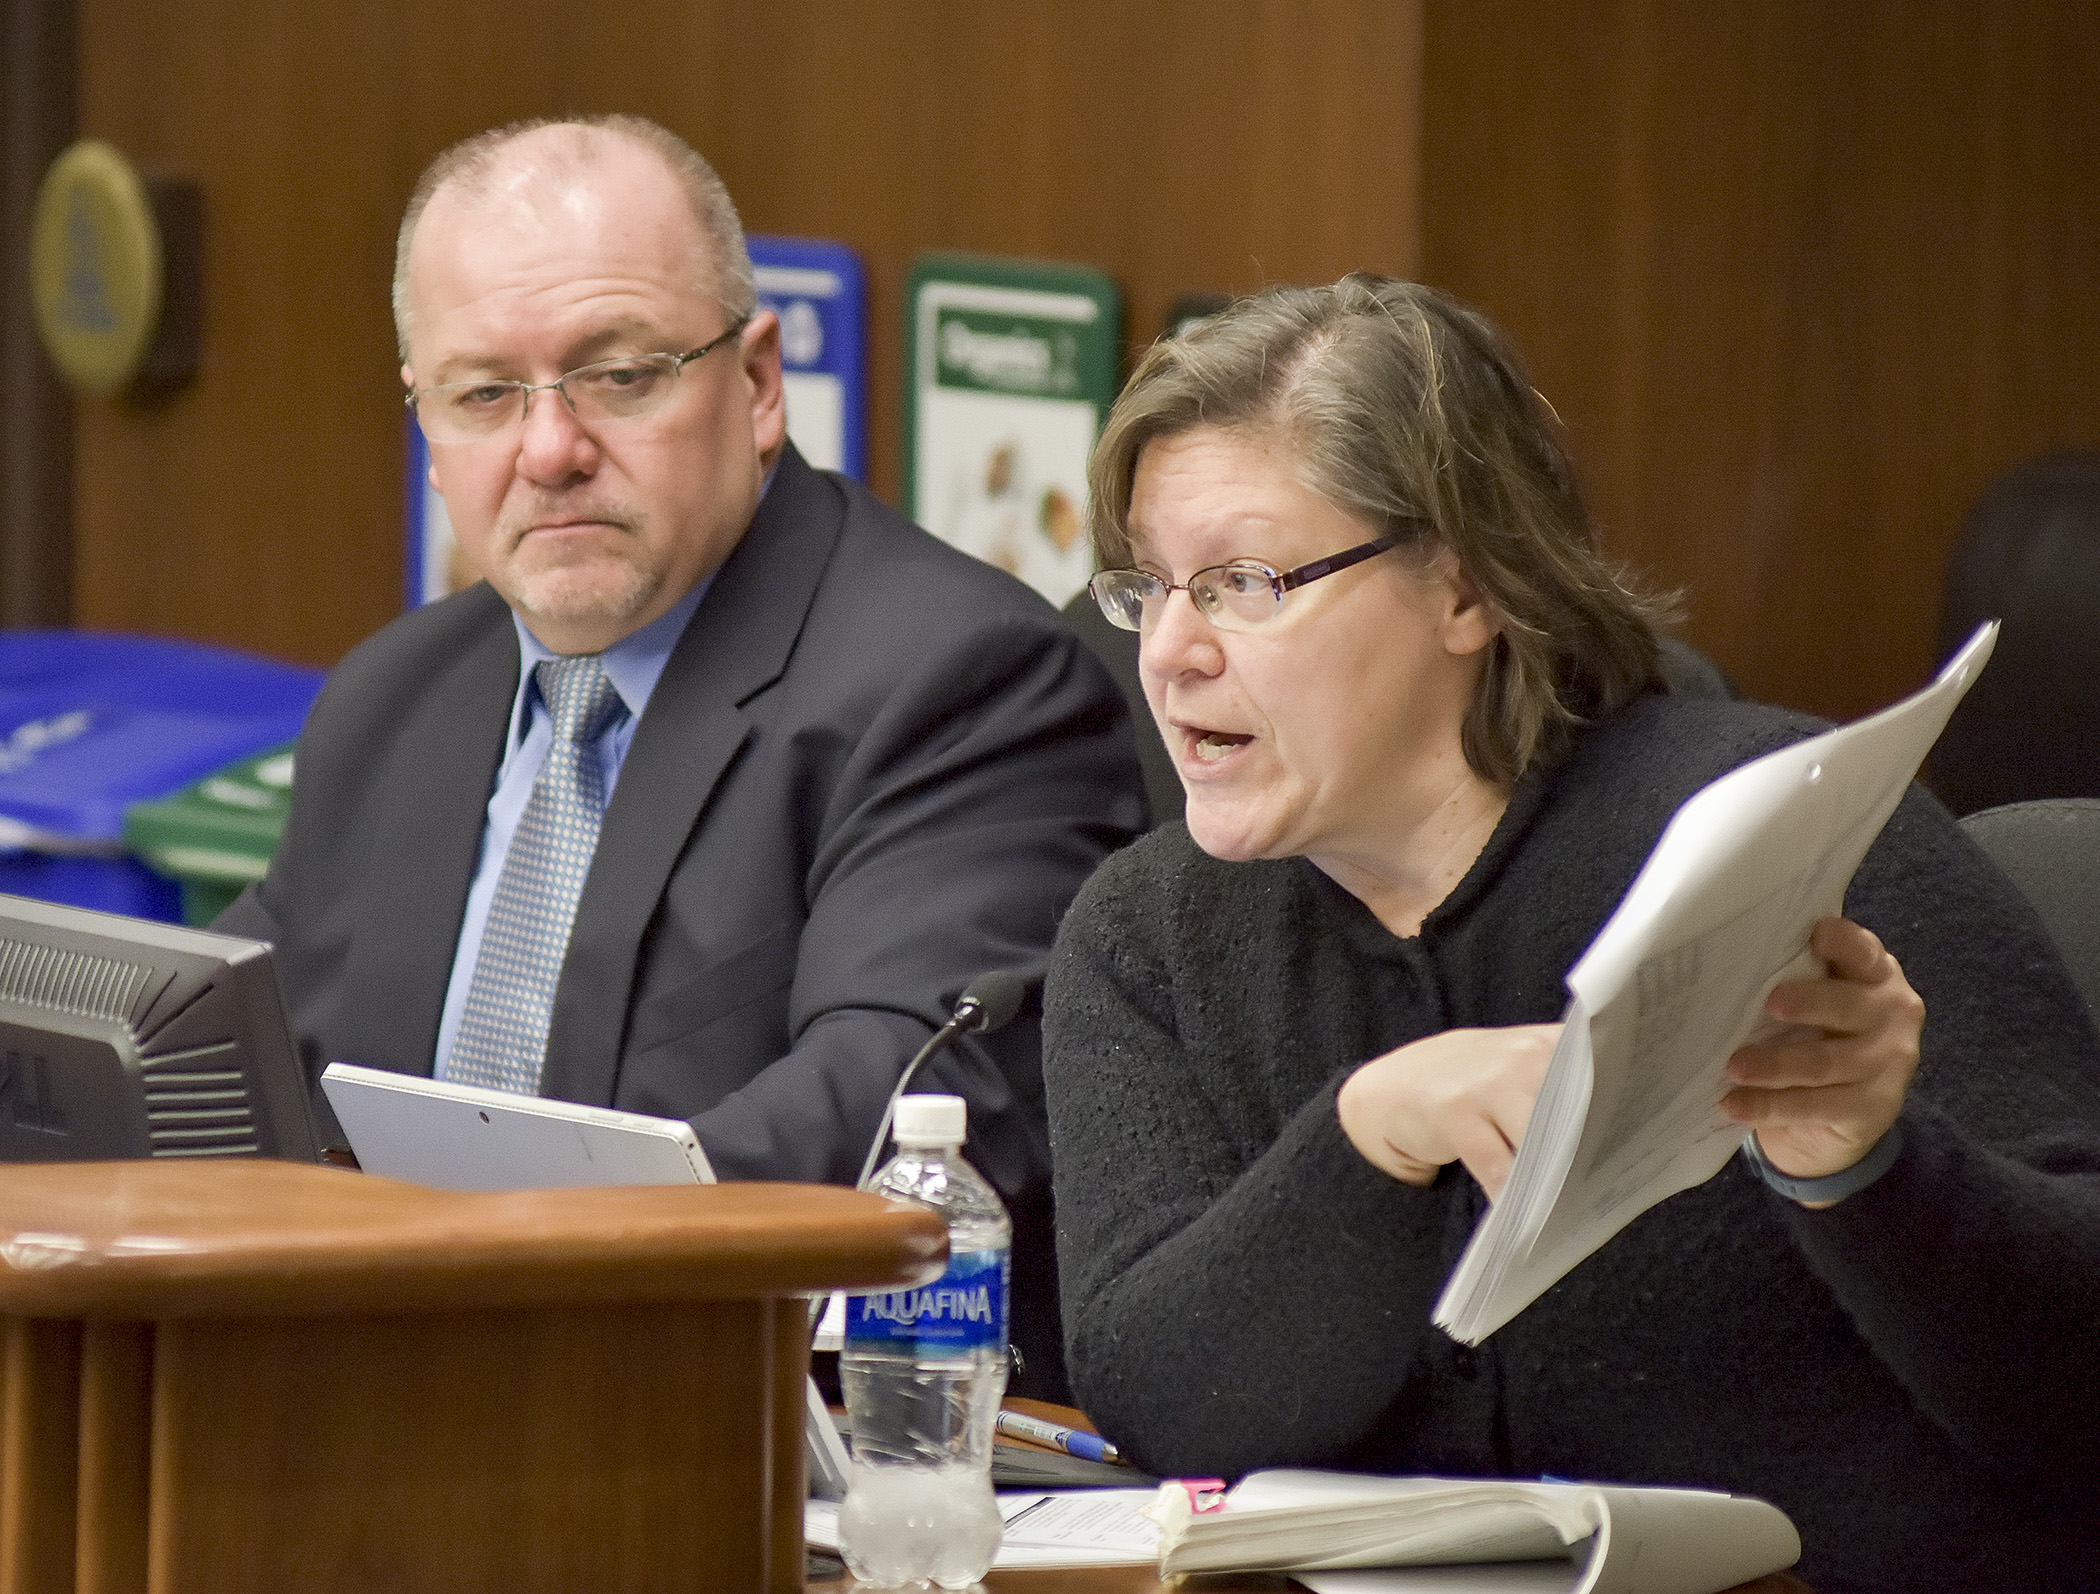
[{"xmin": 892, "ymin": 1093, "xmax": 967, "ymax": 1147}]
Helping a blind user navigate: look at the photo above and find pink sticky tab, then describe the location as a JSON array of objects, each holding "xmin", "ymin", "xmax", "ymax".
[{"xmin": 1171, "ymin": 1477, "xmax": 1229, "ymax": 1513}]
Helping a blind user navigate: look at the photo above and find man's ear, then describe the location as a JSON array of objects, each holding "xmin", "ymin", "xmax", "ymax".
[
  {"xmin": 405, "ymin": 364, "xmax": 446, "ymax": 494},
  {"xmin": 738, "ymin": 310, "xmax": 788, "ymax": 465}
]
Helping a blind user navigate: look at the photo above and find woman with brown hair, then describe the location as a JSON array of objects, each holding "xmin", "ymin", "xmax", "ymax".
[{"xmin": 1043, "ymin": 276, "xmax": 2099, "ymax": 1593}]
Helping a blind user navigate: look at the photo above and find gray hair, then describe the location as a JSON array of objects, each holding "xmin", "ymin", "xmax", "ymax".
[
  {"xmin": 392, "ymin": 113, "xmax": 755, "ymax": 361},
  {"xmin": 1088, "ymin": 274, "xmax": 1670, "ymax": 783}
]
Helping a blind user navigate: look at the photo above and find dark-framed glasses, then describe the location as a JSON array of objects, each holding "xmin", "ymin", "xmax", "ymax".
[
  {"xmin": 406, "ymin": 316, "xmax": 751, "ymax": 444},
  {"xmin": 1089, "ymin": 533, "xmax": 1405, "ymax": 633}
]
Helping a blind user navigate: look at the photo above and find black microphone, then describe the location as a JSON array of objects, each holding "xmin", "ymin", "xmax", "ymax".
[
  {"xmin": 947, "ymin": 969, "xmax": 1027, "ymax": 1037},
  {"xmin": 854, "ymin": 971, "xmax": 1033, "ymax": 1192}
]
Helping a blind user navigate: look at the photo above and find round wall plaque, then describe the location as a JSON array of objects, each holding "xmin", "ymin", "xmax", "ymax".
[{"xmin": 31, "ymin": 140, "xmax": 164, "ymax": 395}]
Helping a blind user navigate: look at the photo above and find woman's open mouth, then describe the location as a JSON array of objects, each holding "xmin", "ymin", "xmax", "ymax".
[{"xmin": 1190, "ymin": 729, "xmax": 1253, "ymax": 763}]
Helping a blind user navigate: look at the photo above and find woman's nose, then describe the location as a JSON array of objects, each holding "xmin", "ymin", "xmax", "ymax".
[{"xmin": 1140, "ymin": 583, "xmax": 1226, "ymax": 683}]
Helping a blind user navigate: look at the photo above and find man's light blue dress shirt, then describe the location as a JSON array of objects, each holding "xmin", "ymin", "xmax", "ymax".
[{"xmin": 432, "ymin": 577, "xmax": 711, "ymax": 1081}]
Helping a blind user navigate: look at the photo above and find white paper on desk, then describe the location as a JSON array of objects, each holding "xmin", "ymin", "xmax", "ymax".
[
  {"xmin": 1434, "ymin": 622, "xmax": 1997, "ymax": 1345},
  {"xmin": 804, "ymin": 1487, "xmax": 1160, "ymax": 1569},
  {"xmin": 996, "ymin": 1487, "xmax": 1162, "ymax": 1564}
]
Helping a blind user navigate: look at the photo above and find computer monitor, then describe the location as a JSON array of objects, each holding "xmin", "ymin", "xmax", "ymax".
[{"xmin": 0, "ymin": 892, "xmax": 319, "ymax": 1163}]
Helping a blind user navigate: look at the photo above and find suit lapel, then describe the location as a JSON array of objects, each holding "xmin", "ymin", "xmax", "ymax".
[
  {"xmin": 343, "ymin": 588, "xmax": 518, "ymax": 1076},
  {"xmin": 540, "ymin": 447, "xmax": 847, "ymax": 1106}
]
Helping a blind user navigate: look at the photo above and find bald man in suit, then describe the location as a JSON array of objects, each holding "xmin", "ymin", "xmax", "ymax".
[{"xmin": 220, "ymin": 114, "xmax": 1145, "ymax": 1396}]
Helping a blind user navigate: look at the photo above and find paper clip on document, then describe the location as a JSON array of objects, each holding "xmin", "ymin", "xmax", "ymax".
[{"xmin": 1170, "ymin": 1478, "xmax": 1228, "ymax": 1513}]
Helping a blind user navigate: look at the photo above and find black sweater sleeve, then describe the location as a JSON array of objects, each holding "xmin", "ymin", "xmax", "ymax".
[{"xmin": 1779, "ymin": 786, "xmax": 2100, "ymax": 1481}]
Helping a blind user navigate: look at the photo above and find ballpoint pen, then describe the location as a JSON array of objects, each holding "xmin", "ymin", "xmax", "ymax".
[{"xmin": 995, "ymin": 1409, "xmax": 1122, "ymax": 1465}]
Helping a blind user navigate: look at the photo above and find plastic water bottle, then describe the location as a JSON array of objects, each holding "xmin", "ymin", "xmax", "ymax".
[{"xmin": 838, "ymin": 1093, "xmax": 1010, "ymax": 1589}]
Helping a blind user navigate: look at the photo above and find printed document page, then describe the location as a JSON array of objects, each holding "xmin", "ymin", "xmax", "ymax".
[{"xmin": 1434, "ymin": 623, "xmax": 1997, "ymax": 1344}]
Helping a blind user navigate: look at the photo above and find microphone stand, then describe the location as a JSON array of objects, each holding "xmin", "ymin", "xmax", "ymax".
[{"xmin": 855, "ymin": 982, "xmax": 1008, "ymax": 1192}]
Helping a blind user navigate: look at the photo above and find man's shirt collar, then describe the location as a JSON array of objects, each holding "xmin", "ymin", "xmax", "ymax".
[{"xmin": 506, "ymin": 573, "xmax": 711, "ymax": 749}]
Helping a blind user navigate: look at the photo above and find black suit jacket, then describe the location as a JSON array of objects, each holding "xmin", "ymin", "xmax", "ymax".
[{"xmin": 220, "ymin": 446, "xmax": 1148, "ymax": 1393}]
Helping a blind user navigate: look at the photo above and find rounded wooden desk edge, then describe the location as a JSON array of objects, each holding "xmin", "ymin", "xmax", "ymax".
[{"xmin": 0, "ymin": 1159, "xmax": 948, "ymax": 1318}]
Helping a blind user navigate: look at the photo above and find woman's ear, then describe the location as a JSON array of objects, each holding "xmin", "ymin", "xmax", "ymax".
[{"xmin": 1424, "ymin": 548, "xmax": 1502, "ymax": 658}]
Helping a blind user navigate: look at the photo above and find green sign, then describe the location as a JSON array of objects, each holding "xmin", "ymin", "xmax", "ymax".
[
  {"xmin": 124, "ymin": 743, "xmax": 296, "ymax": 926},
  {"xmin": 906, "ymin": 254, "xmax": 1121, "ymax": 609}
]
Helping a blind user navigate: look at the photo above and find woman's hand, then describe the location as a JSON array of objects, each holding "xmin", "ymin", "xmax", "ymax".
[
  {"xmin": 1336, "ymin": 1024, "xmax": 1562, "ymax": 1200},
  {"xmin": 1723, "ymin": 916, "xmax": 1924, "ymax": 1201}
]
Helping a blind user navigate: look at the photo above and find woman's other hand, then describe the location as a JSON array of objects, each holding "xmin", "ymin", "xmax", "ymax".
[
  {"xmin": 1723, "ymin": 916, "xmax": 1924, "ymax": 1201},
  {"xmin": 1337, "ymin": 1024, "xmax": 1562, "ymax": 1200}
]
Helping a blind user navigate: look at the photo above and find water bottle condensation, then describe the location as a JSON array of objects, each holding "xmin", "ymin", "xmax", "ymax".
[{"xmin": 838, "ymin": 1093, "xmax": 1011, "ymax": 1589}]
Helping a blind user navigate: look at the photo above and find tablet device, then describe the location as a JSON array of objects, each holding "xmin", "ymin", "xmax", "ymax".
[{"xmin": 320, "ymin": 1061, "xmax": 715, "ymax": 1190}]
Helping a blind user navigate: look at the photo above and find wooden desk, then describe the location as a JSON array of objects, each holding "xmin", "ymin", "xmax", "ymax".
[
  {"xmin": 0, "ymin": 1160, "xmax": 945, "ymax": 1594},
  {"xmin": 813, "ymin": 1402, "xmax": 1815, "ymax": 1594}
]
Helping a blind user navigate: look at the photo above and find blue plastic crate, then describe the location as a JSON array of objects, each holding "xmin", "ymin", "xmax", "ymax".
[{"xmin": 0, "ymin": 631, "xmax": 323, "ymax": 921}]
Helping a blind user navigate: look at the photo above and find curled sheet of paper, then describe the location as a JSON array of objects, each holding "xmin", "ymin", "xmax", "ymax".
[{"xmin": 1435, "ymin": 623, "xmax": 1998, "ymax": 1346}]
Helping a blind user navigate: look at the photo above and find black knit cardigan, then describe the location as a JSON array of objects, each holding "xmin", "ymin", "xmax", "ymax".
[{"xmin": 1045, "ymin": 692, "xmax": 2100, "ymax": 1594}]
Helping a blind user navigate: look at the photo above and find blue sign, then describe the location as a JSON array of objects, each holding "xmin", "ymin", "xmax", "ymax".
[
  {"xmin": 750, "ymin": 234, "xmax": 865, "ymax": 482},
  {"xmin": 402, "ymin": 414, "xmax": 459, "ymax": 609}
]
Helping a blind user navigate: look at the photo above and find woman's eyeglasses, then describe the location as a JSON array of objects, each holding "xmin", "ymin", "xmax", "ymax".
[{"xmin": 1088, "ymin": 534, "xmax": 1404, "ymax": 633}]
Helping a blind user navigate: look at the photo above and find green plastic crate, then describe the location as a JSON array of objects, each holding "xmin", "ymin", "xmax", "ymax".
[{"xmin": 123, "ymin": 742, "xmax": 296, "ymax": 927}]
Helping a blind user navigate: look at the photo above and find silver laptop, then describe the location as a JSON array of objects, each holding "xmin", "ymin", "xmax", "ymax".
[{"xmin": 321, "ymin": 1061, "xmax": 715, "ymax": 1189}]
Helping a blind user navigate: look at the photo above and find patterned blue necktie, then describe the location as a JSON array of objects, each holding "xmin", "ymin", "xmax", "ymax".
[{"xmin": 448, "ymin": 655, "xmax": 626, "ymax": 1095}]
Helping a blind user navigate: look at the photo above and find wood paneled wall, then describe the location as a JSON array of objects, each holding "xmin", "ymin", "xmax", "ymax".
[
  {"xmin": 67, "ymin": 0, "xmax": 1421, "ymax": 667},
  {"xmin": 1422, "ymin": 0, "xmax": 2100, "ymax": 719},
  {"xmin": 58, "ymin": 1, "xmax": 2100, "ymax": 715}
]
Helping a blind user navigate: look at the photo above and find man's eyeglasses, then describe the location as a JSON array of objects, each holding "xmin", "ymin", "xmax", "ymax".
[
  {"xmin": 1088, "ymin": 533, "xmax": 1405, "ymax": 633},
  {"xmin": 406, "ymin": 317, "xmax": 751, "ymax": 444}
]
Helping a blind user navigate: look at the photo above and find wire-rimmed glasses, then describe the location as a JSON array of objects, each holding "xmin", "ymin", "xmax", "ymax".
[
  {"xmin": 405, "ymin": 316, "xmax": 751, "ymax": 444},
  {"xmin": 1088, "ymin": 533, "xmax": 1405, "ymax": 633}
]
